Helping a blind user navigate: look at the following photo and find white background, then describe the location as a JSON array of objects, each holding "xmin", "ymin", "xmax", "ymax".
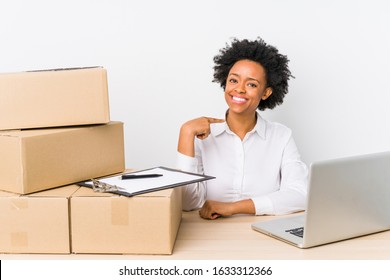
[{"xmin": 1, "ymin": 0, "xmax": 390, "ymax": 169}]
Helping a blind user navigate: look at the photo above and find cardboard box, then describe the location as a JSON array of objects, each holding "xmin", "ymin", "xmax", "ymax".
[
  {"xmin": 0, "ymin": 122, "xmax": 125, "ymax": 194},
  {"xmin": 71, "ymin": 186, "xmax": 182, "ymax": 254},
  {"xmin": 0, "ymin": 185, "xmax": 79, "ymax": 254},
  {"xmin": 0, "ymin": 67, "xmax": 110, "ymax": 130}
]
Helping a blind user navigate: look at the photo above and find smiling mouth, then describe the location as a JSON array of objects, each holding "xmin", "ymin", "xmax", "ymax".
[{"xmin": 231, "ymin": 95, "xmax": 247, "ymax": 104}]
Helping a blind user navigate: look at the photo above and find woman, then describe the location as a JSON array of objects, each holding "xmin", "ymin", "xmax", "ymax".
[{"xmin": 177, "ymin": 38, "xmax": 308, "ymax": 219}]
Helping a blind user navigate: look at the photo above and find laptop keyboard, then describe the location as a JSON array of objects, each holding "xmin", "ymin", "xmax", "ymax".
[{"xmin": 285, "ymin": 227, "xmax": 304, "ymax": 238}]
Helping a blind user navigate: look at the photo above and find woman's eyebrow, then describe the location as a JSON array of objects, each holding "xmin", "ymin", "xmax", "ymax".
[
  {"xmin": 229, "ymin": 73, "xmax": 260, "ymax": 84},
  {"xmin": 247, "ymin": 77, "xmax": 261, "ymax": 83}
]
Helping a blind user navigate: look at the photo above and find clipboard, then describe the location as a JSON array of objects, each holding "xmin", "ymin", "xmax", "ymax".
[{"xmin": 77, "ymin": 166, "xmax": 215, "ymax": 197}]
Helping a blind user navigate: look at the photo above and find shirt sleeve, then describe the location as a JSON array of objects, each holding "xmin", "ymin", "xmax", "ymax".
[
  {"xmin": 176, "ymin": 150, "xmax": 207, "ymax": 211},
  {"xmin": 251, "ymin": 135, "xmax": 308, "ymax": 215}
]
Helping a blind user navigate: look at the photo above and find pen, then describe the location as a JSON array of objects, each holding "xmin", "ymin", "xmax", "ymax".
[{"xmin": 121, "ymin": 174, "xmax": 163, "ymax": 180}]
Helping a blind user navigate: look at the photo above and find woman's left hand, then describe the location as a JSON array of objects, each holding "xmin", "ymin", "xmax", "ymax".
[
  {"xmin": 199, "ymin": 200, "xmax": 234, "ymax": 219},
  {"xmin": 199, "ymin": 199, "xmax": 256, "ymax": 220}
]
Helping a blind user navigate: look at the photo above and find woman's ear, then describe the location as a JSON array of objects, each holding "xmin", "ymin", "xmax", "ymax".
[{"xmin": 261, "ymin": 87, "xmax": 273, "ymax": 100}]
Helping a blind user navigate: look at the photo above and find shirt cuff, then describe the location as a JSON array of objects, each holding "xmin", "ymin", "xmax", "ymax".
[
  {"xmin": 251, "ymin": 196, "xmax": 275, "ymax": 215},
  {"xmin": 176, "ymin": 152, "xmax": 198, "ymax": 173}
]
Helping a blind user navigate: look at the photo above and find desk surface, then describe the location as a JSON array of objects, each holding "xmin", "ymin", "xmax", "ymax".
[{"xmin": 2, "ymin": 210, "xmax": 390, "ymax": 260}]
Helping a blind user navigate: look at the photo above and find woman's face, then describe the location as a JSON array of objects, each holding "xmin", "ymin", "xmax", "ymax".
[{"xmin": 224, "ymin": 59, "xmax": 272, "ymax": 116}]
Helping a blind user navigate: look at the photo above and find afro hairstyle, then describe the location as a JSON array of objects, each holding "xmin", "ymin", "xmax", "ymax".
[{"xmin": 213, "ymin": 38, "xmax": 293, "ymax": 110}]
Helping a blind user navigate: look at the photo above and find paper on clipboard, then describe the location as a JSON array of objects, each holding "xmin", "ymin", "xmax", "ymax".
[{"xmin": 80, "ymin": 166, "xmax": 215, "ymax": 196}]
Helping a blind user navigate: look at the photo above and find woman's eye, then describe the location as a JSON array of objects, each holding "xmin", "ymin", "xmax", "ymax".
[
  {"xmin": 248, "ymin": 83, "xmax": 257, "ymax": 88},
  {"xmin": 228, "ymin": 78, "xmax": 237, "ymax": 83}
]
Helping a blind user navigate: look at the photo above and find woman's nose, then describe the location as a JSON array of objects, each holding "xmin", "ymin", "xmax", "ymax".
[{"xmin": 234, "ymin": 83, "xmax": 246, "ymax": 94}]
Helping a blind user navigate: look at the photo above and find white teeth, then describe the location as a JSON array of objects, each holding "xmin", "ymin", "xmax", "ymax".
[{"xmin": 232, "ymin": 96, "xmax": 246, "ymax": 102}]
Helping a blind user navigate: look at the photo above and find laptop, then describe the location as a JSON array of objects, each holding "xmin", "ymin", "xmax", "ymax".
[{"xmin": 251, "ymin": 151, "xmax": 390, "ymax": 248}]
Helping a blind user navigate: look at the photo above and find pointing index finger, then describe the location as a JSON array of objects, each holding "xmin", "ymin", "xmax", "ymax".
[{"xmin": 206, "ymin": 117, "xmax": 225, "ymax": 123}]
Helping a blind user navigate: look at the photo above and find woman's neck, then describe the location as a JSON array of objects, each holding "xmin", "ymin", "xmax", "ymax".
[{"xmin": 226, "ymin": 110, "xmax": 257, "ymax": 140}]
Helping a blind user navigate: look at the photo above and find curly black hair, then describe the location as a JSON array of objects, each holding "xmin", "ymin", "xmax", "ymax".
[{"xmin": 213, "ymin": 38, "xmax": 293, "ymax": 110}]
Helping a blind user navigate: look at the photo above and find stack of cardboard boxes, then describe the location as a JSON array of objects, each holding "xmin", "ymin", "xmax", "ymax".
[{"xmin": 0, "ymin": 67, "xmax": 181, "ymax": 255}]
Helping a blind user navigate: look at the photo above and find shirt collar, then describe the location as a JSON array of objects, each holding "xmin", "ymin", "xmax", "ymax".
[
  {"xmin": 211, "ymin": 111, "xmax": 266, "ymax": 139},
  {"xmin": 254, "ymin": 112, "xmax": 266, "ymax": 139}
]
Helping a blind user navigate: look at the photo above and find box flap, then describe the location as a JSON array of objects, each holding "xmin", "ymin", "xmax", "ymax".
[
  {"xmin": 0, "ymin": 190, "xmax": 21, "ymax": 198},
  {"xmin": 27, "ymin": 185, "xmax": 80, "ymax": 198},
  {"xmin": 0, "ymin": 130, "xmax": 22, "ymax": 137},
  {"xmin": 72, "ymin": 186, "xmax": 175, "ymax": 198},
  {"xmin": 0, "ymin": 185, "xmax": 80, "ymax": 198},
  {"xmin": 1, "ymin": 121, "xmax": 122, "ymax": 139},
  {"xmin": 27, "ymin": 66, "xmax": 103, "ymax": 73}
]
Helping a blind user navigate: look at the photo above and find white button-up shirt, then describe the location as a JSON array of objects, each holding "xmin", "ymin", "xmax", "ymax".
[{"xmin": 176, "ymin": 113, "xmax": 308, "ymax": 215}]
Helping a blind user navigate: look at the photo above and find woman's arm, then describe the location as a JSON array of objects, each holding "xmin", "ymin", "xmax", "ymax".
[
  {"xmin": 177, "ymin": 117, "xmax": 225, "ymax": 211},
  {"xmin": 178, "ymin": 117, "xmax": 225, "ymax": 157},
  {"xmin": 252, "ymin": 136, "xmax": 308, "ymax": 215},
  {"xmin": 199, "ymin": 199, "xmax": 255, "ymax": 219}
]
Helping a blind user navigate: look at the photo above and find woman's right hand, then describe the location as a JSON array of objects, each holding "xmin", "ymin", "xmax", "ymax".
[
  {"xmin": 178, "ymin": 117, "xmax": 225, "ymax": 157},
  {"xmin": 182, "ymin": 117, "xmax": 225, "ymax": 139}
]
